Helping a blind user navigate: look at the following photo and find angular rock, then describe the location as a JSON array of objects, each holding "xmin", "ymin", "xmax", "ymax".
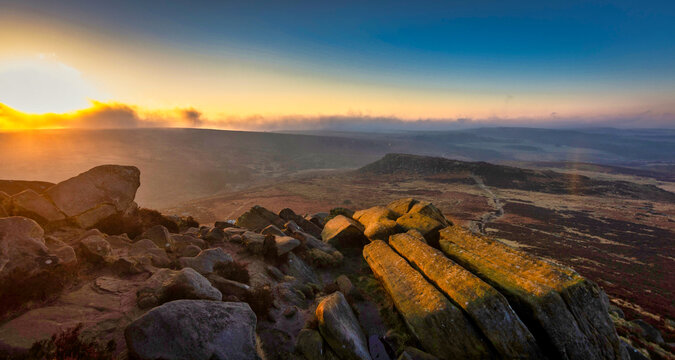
[
  {"xmin": 389, "ymin": 232, "xmax": 542, "ymax": 358},
  {"xmin": 125, "ymin": 300, "xmax": 259, "ymax": 360},
  {"xmin": 0, "ymin": 217, "xmax": 60, "ymax": 289},
  {"xmin": 214, "ymin": 220, "xmax": 235, "ymax": 229},
  {"xmin": 203, "ymin": 227, "xmax": 226, "ymax": 243},
  {"xmin": 179, "ymin": 248, "xmax": 233, "ymax": 275},
  {"xmin": 242, "ymin": 231, "xmax": 266, "ymax": 254},
  {"xmin": 10, "ymin": 189, "xmax": 66, "ymax": 224},
  {"xmin": 266, "ymin": 235, "xmax": 300, "ymax": 257},
  {"xmin": 182, "ymin": 244, "xmax": 202, "ymax": 257},
  {"xmin": 363, "ymin": 240, "xmax": 493, "ymax": 359},
  {"xmin": 279, "ymin": 208, "xmax": 323, "ymax": 238},
  {"xmin": 295, "ymin": 328, "xmax": 325, "ymax": 360},
  {"xmin": 397, "ymin": 347, "xmax": 439, "ymax": 360},
  {"xmin": 353, "ymin": 206, "xmax": 400, "ymax": 241},
  {"xmin": 306, "ymin": 212, "xmax": 328, "ymax": 229},
  {"xmin": 261, "ymin": 224, "xmax": 286, "ymax": 237},
  {"xmin": 236, "ymin": 205, "xmax": 286, "ymax": 232},
  {"xmin": 129, "ymin": 239, "xmax": 171, "ymax": 268},
  {"xmin": 316, "ymin": 291, "xmax": 372, "ymax": 360},
  {"xmin": 44, "ymin": 165, "xmax": 140, "ymax": 226},
  {"xmin": 207, "ymin": 274, "xmax": 251, "ymax": 299},
  {"xmin": 280, "ymin": 252, "xmax": 319, "ymax": 285},
  {"xmin": 305, "ymin": 248, "xmax": 344, "ymax": 268},
  {"xmin": 407, "ymin": 201, "xmax": 451, "ymax": 227},
  {"xmin": 386, "ymin": 198, "xmax": 418, "ymax": 218},
  {"xmin": 631, "ymin": 319, "xmax": 664, "ymax": 345},
  {"xmin": 321, "ymin": 215, "xmax": 366, "ymax": 247},
  {"xmin": 395, "ymin": 213, "xmax": 444, "ymax": 245},
  {"xmin": 137, "ymin": 268, "xmax": 222, "ymax": 308},
  {"xmin": 138, "ymin": 225, "xmax": 174, "ymax": 250},
  {"xmin": 44, "ymin": 236, "xmax": 77, "ymax": 268},
  {"xmin": 171, "ymin": 234, "xmax": 206, "ymax": 253},
  {"xmin": 439, "ymin": 226, "xmax": 625, "ymax": 360},
  {"xmin": 79, "ymin": 233, "xmax": 114, "ymax": 263}
]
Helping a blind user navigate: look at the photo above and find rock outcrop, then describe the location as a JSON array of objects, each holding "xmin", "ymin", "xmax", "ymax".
[
  {"xmin": 363, "ymin": 240, "xmax": 494, "ymax": 359},
  {"xmin": 389, "ymin": 232, "xmax": 543, "ymax": 358},
  {"xmin": 316, "ymin": 292, "xmax": 372, "ymax": 360},
  {"xmin": 439, "ymin": 226, "xmax": 626, "ymax": 360},
  {"xmin": 125, "ymin": 300, "xmax": 259, "ymax": 360},
  {"xmin": 236, "ymin": 205, "xmax": 286, "ymax": 232},
  {"xmin": 353, "ymin": 206, "xmax": 399, "ymax": 241}
]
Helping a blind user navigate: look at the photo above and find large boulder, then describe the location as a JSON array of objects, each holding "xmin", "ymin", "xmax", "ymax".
[
  {"xmin": 352, "ymin": 206, "xmax": 399, "ymax": 241},
  {"xmin": 389, "ymin": 232, "xmax": 543, "ymax": 358},
  {"xmin": 265, "ymin": 235, "xmax": 300, "ymax": 257},
  {"xmin": 316, "ymin": 292, "xmax": 372, "ymax": 360},
  {"xmin": 9, "ymin": 189, "xmax": 66, "ymax": 224},
  {"xmin": 0, "ymin": 217, "xmax": 60, "ymax": 288},
  {"xmin": 44, "ymin": 165, "xmax": 140, "ymax": 228},
  {"xmin": 278, "ymin": 208, "xmax": 323, "ymax": 238},
  {"xmin": 439, "ymin": 226, "xmax": 626, "ymax": 360},
  {"xmin": 125, "ymin": 300, "xmax": 259, "ymax": 360},
  {"xmin": 395, "ymin": 213, "xmax": 444, "ymax": 246},
  {"xmin": 407, "ymin": 201, "xmax": 451, "ymax": 227},
  {"xmin": 321, "ymin": 215, "xmax": 366, "ymax": 247},
  {"xmin": 236, "ymin": 205, "xmax": 286, "ymax": 232},
  {"xmin": 179, "ymin": 248, "xmax": 233, "ymax": 276},
  {"xmin": 386, "ymin": 198, "xmax": 418, "ymax": 218},
  {"xmin": 363, "ymin": 240, "xmax": 493, "ymax": 359},
  {"xmin": 280, "ymin": 252, "xmax": 319, "ymax": 285},
  {"xmin": 136, "ymin": 268, "xmax": 222, "ymax": 308}
]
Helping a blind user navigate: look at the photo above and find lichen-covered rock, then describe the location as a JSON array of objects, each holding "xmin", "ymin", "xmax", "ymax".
[
  {"xmin": 439, "ymin": 226, "xmax": 625, "ymax": 360},
  {"xmin": 407, "ymin": 201, "xmax": 451, "ymax": 227},
  {"xmin": 316, "ymin": 291, "xmax": 372, "ymax": 360},
  {"xmin": 266, "ymin": 235, "xmax": 300, "ymax": 256},
  {"xmin": 44, "ymin": 165, "xmax": 140, "ymax": 227},
  {"xmin": 236, "ymin": 205, "xmax": 286, "ymax": 232},
  {"xmin": 389, "ymin": 232, "xmax": 542, "ymax": 359},
  {"xmin": 353, "ymin": 206, "xmax": 399, "ymax": 241},
  {"xmin": 125, "ymin": 300, "xmax": 259, "ymax": 360},
  {"xmin": 363, "ymin": 240, "xmax": 493, "ymax": 359},
  {"xmin": 395, "ymin": 213, "xmax": 444, "ymax": 245},
  {"xmin": 242, "ymin": 231, "xmax": 266, "ymax": 254},
  {"xmin": 321, "ymin": 215, "xmax": 366, "ymax": 247},
  {"xmin": 179, "ymin": 248, "xmax": 233, "ymax": 275},
  {"xmin": 386, "ymin": 198, "xmax": 418, "ymax": 218}
]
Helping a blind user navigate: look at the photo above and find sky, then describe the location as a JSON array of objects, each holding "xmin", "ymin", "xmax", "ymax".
[{"xmin": 1, "ymin": 0, "xmax": 674, "ymax": 130}]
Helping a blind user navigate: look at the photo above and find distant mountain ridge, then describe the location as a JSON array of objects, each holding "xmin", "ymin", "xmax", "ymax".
[{"xmin": 359, "ymin": 153, "xmax": 675, "ymax": 202}]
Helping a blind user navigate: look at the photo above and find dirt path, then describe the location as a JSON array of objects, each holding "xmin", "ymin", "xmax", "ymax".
[{"xmin": 470, "ymin": 175, "xmax": 504, "ymax": 234}]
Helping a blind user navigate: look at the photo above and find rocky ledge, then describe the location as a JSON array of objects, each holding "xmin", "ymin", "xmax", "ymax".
[{"xmin": 0, "ymin": 165, "xmax": 669, "ymax": 360}]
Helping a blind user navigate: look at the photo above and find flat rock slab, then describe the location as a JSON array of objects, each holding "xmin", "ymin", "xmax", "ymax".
[
  {"xmin": 389, "ymin": 232, "xmax": 543, "ymax": 359},
  {"xmin": 439, "ymin": 226, "xmax": 625, "ymax": 360},
  {"xmin": 363, "ymin": 240, "xmax": 493, "ymax": 360},
  {"xmin": 125, "ymin": 300, "xmax": 260, "ymax": 360}
]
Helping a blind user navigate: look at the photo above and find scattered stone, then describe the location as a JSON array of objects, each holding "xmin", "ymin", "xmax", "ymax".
[
  {"xmin": 44, "ymin": 236, "xmax": 77, "ymax": 268},
  {"xmin": 363, "ymin": 240, "xmax": 493, "ymax": 359},
  {"xmin": 207, "ymin": 274, "xmax": 251, "ymax": 299},
  {"xmin": 125, "ymin": 300, "xmax": 259, "ymax": 360},
  {"xmin": 214, "ymin": 220, "xmax": 235, "ymax": 229},
  {"xmin": 279, "ymin": 208, "xmax": 323, "ymax": 238},
  {"xmin": 295, "ymin": 329, "xmax": 324, "ymax": 360},
  {"xmin": 439, "ymin": 226, "xmax": 625, "ymax": 360},
  {"xmin": 242, "ymin": 231, "xmax": 266, "ymax": 254},
  {"xmin": 182, "ymin": 244, "xmax": 202, "ymax": 257},
  {"xmin": 203, "ymin": 227, "xmax": 226, "ymax": 243},
  {"xmin": 236, "ymin": 205, "xmax": 286, "ymax": 232},
  {"xmin": 106, "ymin": 234, "xmax": 133, "ymax": 248},
  {"xmin": 137, "ymin": 268, "xmax": 222, "ymax": 308},
  {"xmin": 179, "ymin": 248, "xmax": 233, "ymax": 275},
  {"xmin": 306, "ymin": 212, "xmax": 328, "ymax": 229},
  {"xmin": 266, "ymin": 265, "xmax": 286, "ymax": 281},
  {"xmin": 129, "ymin": 239, "xmax": 171, "ymax": 268},
  {"xmin": 336, "ymin": 275, "xmax": 355, "ymax": 297},
  {"xmin": 138, "ymin": 225, "xmax": 174, "ymax": 251},
  {"xmin": 321, "ymin": 215, "xmax": 366, "ymax": 247},
  {"xmin": 306, "ymin": 248, "xmax": 344, "ymax": 268},
  {"xmin": 389, "ymin": 232, "xmax": 542, "ymax": 358},
  {"xmin": 266, "ymin": 235, "xmax": 301, "ymax": 257},
  {"xmin": 280, "ymin": 253, "xmax": 319, "ymax": 285},
  {"xmin": 261, "ymin": 224, "xmax": 286, "ymax": 237},
  {"xmin": 79, "ymin": 233, "xmax": 114, "ymax": 263},
  {"xmin": 316, "ymin": 291, "xmax": 372, "ymax": 360}
]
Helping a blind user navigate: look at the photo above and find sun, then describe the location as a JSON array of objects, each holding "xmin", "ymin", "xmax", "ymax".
[{"xmin": 0, "ymin": 57, "xmax": 100, "ymax": 114}]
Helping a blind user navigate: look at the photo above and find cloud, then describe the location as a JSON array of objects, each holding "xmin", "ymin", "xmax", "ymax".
[{"xmin": 1, "ymin": 101, "xmax": 674, "ymax": 132}]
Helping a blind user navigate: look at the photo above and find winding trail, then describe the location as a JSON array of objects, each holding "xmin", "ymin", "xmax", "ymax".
[{"xmin": 470, "ymin": 175, "xmax": 505, "ymax": 234}]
